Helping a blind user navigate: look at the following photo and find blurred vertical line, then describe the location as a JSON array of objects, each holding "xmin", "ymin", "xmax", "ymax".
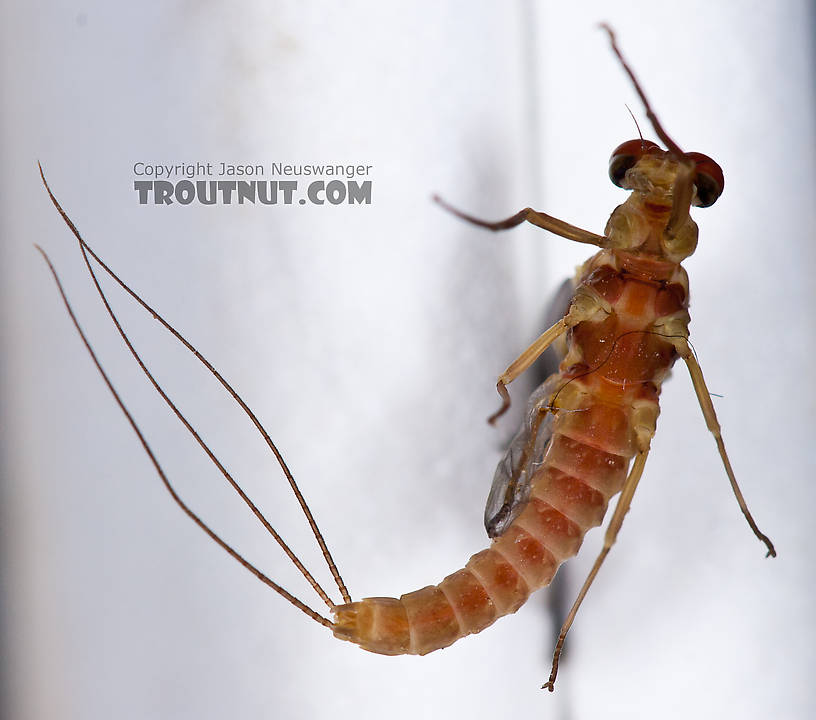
[
  {"xmin": 0, "ymin": 3, "xmax": 15, "ymax": 718},
  {"xmin": 810, "ymin": 0, "xmax": 816, "ymax": 158},
  {"xmin": 517, "ymin": 0, "xmax": 546, "ymax": 334},
  {"xmin": 519, "ymin": 0, "xmax": 543, "ymax": 205},
  {"xmin": 516, "ymin": 0, "xmax": 573, "ymax": 694}
]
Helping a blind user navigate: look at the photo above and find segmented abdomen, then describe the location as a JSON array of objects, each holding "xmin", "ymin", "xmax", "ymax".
[
  {"xmin": 332, "ymin": 391, "xmax": 634, "ymax": 654},
  {"xmin": 332, "ymin": 251, "xmax": 688, "ymax": 655}
]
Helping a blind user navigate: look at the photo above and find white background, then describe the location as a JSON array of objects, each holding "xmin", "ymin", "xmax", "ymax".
[{"xmin": 2, "ymin": 2, "xmax": 814, "ymax": 718}]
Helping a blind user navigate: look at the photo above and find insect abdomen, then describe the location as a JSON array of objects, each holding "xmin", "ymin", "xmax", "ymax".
[
  {"xmin": 332, "ymin": 407, "xmax": 633, "ymax": 655},
  {"xmin": 333, "ymin": 258, "xmax": 689, "ymax": 656}
]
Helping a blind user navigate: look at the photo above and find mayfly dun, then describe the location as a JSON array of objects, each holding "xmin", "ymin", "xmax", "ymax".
[{"xmin": 38, "ymin": 25, "xmax": 775, "ymax": 691}]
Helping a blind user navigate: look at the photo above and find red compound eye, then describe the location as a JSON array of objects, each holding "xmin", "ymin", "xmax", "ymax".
[
  {"xmin": 608, "ymin": 139, "xmax": 660, "ymax": 187},
  {"xmin": 685, "ymin": 151, "xmax": 724, "ymax": 207}
]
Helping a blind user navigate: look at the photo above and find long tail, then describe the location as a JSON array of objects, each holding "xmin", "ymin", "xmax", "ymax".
[{"xmin": 39, "ymin": 163, "xmax": 348, "ymax": 627}]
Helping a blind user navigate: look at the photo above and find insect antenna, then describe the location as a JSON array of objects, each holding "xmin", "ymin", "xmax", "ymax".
[
  {"xmin": 624, "ymin": 103, "xmax": 645, "ymax": 147},
  {"xmin": 39, "ymin": 163, "xmax": 350, "ymax": 611},
  {"xmin": 601, "ymin": 24, "xmax": 684, "ymax": 157},
  {"xmin": 36, "ymin": 243, "xmax": 334, "ymax": 627}
]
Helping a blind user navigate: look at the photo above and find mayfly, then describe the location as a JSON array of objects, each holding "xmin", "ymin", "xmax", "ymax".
[{"xmin": 38, "ymin": 25, "xmax": 775, "ymax": 691}]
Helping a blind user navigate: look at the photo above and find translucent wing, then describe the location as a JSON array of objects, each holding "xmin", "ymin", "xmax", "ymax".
[
  {"xmin": 484, "ymin": 381, "xmax": 555, "ymax": 537},
  {"xmin": 484, "ymin": 279, "xmax": 575, "ymax": 538}
]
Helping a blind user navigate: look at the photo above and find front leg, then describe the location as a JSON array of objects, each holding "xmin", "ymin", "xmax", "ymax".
[{"xmin": 433, "ymin": 196, "xmax": 607, "ymax": 246}]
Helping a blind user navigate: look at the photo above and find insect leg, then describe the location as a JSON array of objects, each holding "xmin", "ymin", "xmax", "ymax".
[
  {"xmin": 433, "ymin": 195, "xmax": 607, "ymax": 247},
  {"xmin": 487, "ymin": 318, "xmax": 569, "ymax": 424},
  {"xmin": 489, "ymin": 288, "xmax": 611, "ymax": 423},
  {"xmin": 676, "ymin": 341, "xmax": 777, "ymax": 558},
  {"xmin": 542, "ymin": 450, "xmax": 649, "ymax": 692}
]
